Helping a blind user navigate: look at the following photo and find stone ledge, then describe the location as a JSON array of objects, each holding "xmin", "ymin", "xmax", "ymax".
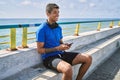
[
  {"xmin": 0, "ymin": 26, "xmax": 120, "ymax": 80},
  {"xmin": 31, "ymin": 35, "xmax": 120, "ymax": 80},
  {"xmin": 3, "ymin": 31, "xmax": 120, "ymax": 80}
]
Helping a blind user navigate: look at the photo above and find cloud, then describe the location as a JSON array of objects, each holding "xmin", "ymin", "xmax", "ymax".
[
  {"xmin": 0, "ymin": 1, "xmax": 6, "ymax": 5},
  {"xmin": 32, "ymin": 2, "xmax": 46, "ymax": 8},
  {"xmin": 20, "ymin": 0, "xmax": 46, "ymax": 8},
  {"xmin": 20, "ymin": 0, "xmax": 32, "ymax": 6},
  {"xmin": 89, "ymin": 3, "xmax": 96, "ymax": 7},
  {"xmin": 20, "ymin": 0, "xmax": 64, "ymax": 9},
  {"xmin": 79, "ymin": 2, "xmax": 96, "ymax": 15},
  {"xmin": 79, "ymin": 0, "xmax": 87, "ymax": 3},
  {"xmin": 69, "ymin": 3, "xmax": 75, "ymax": 9},
  {"xmin": 45, "ymin": 0, "xmax": 62, "ymax": 3},
  {"xmin": 0, "ymin": 11, "xmax": 6, "ymax": 15}
]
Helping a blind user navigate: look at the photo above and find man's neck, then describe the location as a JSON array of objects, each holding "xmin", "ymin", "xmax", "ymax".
[{"xmin": 47, "ymin": 19, "xmax": 56, "ymax": 24}]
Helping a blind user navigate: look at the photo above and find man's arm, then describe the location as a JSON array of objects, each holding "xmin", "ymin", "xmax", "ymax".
[
  {"xmin": 37, "ymin": 42, "xmax": 58, "ymax": 54},
  {"xmin": 37, "ymin": 41, "xmax": 70, "ymax": 54}
]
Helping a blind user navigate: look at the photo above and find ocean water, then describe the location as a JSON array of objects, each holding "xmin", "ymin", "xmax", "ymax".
[{"xmin": 0, "ymin": 18, "xmax": 119, "ymax": 50}]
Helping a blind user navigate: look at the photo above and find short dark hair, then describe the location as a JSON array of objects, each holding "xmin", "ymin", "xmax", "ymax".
[{"xmin": 46, "ymin": 3, "xmax": 59, "ymax": 13}]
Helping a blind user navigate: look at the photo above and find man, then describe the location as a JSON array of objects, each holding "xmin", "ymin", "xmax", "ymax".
[{"xmin": 36, "ymin": 3, "xmax": 92, "ymax": 80}]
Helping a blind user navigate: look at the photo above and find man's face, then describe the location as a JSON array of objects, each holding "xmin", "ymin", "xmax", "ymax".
[{"xmin": 47, "ymin": 8, "xmax": 59, "ymax": 22}]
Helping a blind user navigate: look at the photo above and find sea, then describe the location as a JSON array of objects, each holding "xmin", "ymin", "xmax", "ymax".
[{"xmin": 0, "ymin": 18, "xmax": 119, "ymax": 50}]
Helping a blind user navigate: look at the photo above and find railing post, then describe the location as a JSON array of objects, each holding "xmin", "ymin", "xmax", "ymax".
[
  {"xmin": 97, "ymin": 22, "xmax": 101, "ymax": 31},
  {"xmin": 74, "ymin": 23, "xmax": 80, "ymax": 36},
  {"xmin": 22, "ymin": 27, "xmax": 28, "ymax": 48},
  {"xmin": 10, "ymin": 28, "xmax": 17, "ymax": 50},
  {"xmin": 118, "ymin": 21, "xmax": 120, "ymax": 26},
  {"xmin": 109, "ymin": 21, "xmax": 114, "ymax": 28}
]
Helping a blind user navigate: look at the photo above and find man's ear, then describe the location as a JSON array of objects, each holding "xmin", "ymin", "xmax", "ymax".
[{"xmin": 46, "ymin": 12, "xmax": 50, "ymax": 16}]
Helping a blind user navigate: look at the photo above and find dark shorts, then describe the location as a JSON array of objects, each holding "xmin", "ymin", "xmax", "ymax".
[{"xmin": 43, "ymin": 52, "xmax": 79, "ymax": 72}]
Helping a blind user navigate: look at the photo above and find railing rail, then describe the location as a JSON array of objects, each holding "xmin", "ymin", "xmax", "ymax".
[
  {"xmin": 0, "ymin": 19, "xmax": 120, "ymax": 29},
  {"xmin": 0, "ymin": 19, "xmax": 120, "ymax": 50}
]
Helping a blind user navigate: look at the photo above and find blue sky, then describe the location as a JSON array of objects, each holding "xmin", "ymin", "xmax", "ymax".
[{"xmin": 0, "ymin": 0, "xmax": 120, "ymax": 18}]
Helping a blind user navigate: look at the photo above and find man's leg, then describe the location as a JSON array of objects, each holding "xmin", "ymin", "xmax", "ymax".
[
  {"xmin": 57, "ymin": 60, "xmax": 73, "ymax": 80},
  {"xmin": 72, "ymin": 53, "xmax": 92, "ymax": 80}
]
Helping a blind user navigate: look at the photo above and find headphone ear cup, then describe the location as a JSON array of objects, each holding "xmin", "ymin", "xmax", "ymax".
[
  {"xmin": 53, "ymin": 22, "xmax": 58, "ymax": 28},
  {"xmin": 48, "ymin": 22, "xmax": 58, "ymax": 29}
]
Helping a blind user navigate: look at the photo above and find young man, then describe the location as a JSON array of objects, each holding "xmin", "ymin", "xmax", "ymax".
[{"xmin": 36, "ymin": 3, "xmax": 92, "ymax": 80}]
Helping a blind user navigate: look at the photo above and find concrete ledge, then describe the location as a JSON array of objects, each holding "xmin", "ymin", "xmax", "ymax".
[
  {"xmin": 30, "ymin": 34, "xmax": 120, "ymax": 80},
  {"xmin": 0, "ymin": 26, "xmax": 120, "ymax": 79},
  {"xmin": 0, "ymin": 45, "xmax": 41, "ymax": 79},
  {"xmin": 64, "ymin": 26, "xmax": 120, "ymax": 51},
  {"xmin": 83, "ymin": 34, "xmax": 120, "ymax": 79}
]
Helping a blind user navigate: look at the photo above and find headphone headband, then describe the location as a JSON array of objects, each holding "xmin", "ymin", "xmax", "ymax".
[{"xmin": 47, "ymin": 20, "xmax": 58, "ymax": 29}]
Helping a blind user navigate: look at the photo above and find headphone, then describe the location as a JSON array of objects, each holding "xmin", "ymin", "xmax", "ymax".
[{"xmin": 47, "ymin": 20, "xmax": 58, "ymax": 29}]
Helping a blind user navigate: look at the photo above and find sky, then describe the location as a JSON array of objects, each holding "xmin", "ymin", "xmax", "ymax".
[{"xmin": 0, "ymin": 0, "xmax": 120, "ymax": 18}]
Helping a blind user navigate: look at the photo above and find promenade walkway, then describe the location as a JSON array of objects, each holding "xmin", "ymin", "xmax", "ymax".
[{"xmin": 86, "ymin": 48, "xmax": 120, "ymax": 80}]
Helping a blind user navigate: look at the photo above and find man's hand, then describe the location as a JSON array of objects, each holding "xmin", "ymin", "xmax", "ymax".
[
  {"xmin": 56, "ymin": 44, "xmax": 70, "ymax": 51},
  {"xmin": 64, "ymin": 43, "xmax": 73, "ymax": 47}
]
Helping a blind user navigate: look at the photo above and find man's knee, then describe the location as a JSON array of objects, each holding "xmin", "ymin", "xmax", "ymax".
[
  {"xmin": 64, "ymin": 64, "xmax": 72, "ymax": 74},
  {"xmin": 59, "ymin": 63, "xmax": 72, "ymax": 74},
  {"xmin": 57, "ymin": 61, "xmax": 73, "ymax": 75},
  {"xmin": 85, "ymin": 54, "xmax": 92, "ymax": 63}
]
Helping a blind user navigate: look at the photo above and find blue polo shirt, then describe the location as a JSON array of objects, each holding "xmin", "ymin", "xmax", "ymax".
[{"xmin": 36, "ymin": 22, "xmax": 64, "ymax": 60}]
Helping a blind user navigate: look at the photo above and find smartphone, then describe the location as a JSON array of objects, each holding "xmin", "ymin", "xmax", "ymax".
[{"xmin": 68, "ymin": 42, "xmax": 73, "ymax": 47}]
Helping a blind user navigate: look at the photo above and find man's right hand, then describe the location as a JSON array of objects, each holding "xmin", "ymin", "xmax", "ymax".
[{"xmin": 56, "ymin": 44, "xmax": 70, "ymax": 51}]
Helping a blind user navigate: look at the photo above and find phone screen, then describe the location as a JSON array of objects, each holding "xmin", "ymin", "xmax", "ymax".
[{"xmin": 68, "ymin": 43, "xmax": 73, "ymax": 46}]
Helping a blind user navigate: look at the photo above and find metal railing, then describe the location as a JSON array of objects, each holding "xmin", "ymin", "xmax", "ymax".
[{"xmin": 0, "ymin": 19, "xmax": 120, "ymax": 50}]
